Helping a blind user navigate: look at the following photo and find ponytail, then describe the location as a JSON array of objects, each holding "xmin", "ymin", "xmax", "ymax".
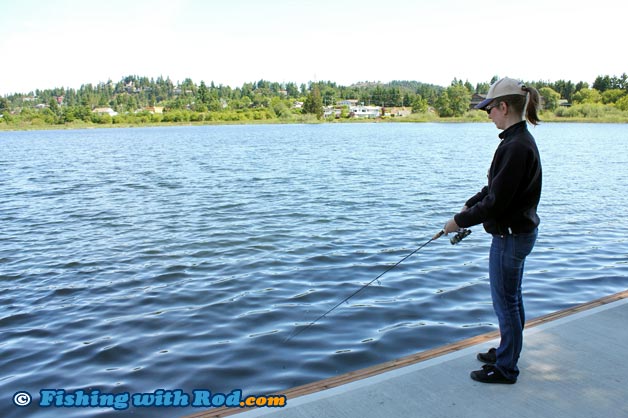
[
  {"xmin": 498, "ymin": 86, "xmax": 542, "ymax": 126},
  {"xmin": 522, "ymin": 85, "xmax": 541, "ymax": 126}
]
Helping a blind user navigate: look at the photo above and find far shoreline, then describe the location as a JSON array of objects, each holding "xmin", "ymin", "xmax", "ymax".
[{"xmin": 2, "ymin": 114, "xmax": 627, "ymax": 133}]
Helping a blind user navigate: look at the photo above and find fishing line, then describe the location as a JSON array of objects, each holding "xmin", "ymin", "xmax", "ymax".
[{"xmin": 284, "ymin": 228, "xmax": 471, "ymax": 342}]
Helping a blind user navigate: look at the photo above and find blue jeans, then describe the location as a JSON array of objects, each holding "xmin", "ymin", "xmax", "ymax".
[{"xmin": 489, "ymin": 229, "xmax": 537, "ymax": 380}]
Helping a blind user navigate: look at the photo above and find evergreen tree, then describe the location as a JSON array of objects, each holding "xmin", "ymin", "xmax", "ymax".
[
  {"xmin": 593, "ymin": 75, "xmax": 612, "ymax": 93},
  {"xmin": 475, "ymin": 82, "xmax": 490, "ymax": 94},
  {"xmin": 303, "ymin": 85, "xmax": 323, "ymax": 119},
  {"xmin": 197, "ymin": 81, "xmax": 210, "ymax": 105},
  {"xmin": 553, "ymin": 80, "xmax": 575, "ymax": 102},
  {"xmin": 464, "ymin": 80, "xmax": 474, "ymax": 94}
]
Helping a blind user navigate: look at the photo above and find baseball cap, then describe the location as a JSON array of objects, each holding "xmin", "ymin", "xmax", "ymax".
[{"xmin": 475, "ymin": 77, "xmax": 528, "ymax": 109}]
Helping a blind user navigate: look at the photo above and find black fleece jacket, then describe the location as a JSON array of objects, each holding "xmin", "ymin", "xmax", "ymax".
[{"xmin": 454, "ymin": 121, "xmax": 542, "ymax": 235}]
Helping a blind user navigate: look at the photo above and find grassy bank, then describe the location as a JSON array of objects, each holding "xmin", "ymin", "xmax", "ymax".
[{"xmin": 2, "ymin": 108, "xmax": 628, "ymax": 132}]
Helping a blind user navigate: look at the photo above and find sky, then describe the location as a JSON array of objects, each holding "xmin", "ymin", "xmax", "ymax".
[{"xmin": 1, "ymin": 0, "xmax": 626, "ymax": 95}]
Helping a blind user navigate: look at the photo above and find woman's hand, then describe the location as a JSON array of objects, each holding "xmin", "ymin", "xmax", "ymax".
[{"xmin": 443, "ymin": 218, "xmax": 460, "ymax": 235}]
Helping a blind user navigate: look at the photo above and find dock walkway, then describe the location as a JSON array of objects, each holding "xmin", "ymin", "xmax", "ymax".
[{"xmin": 186, "ymin": 290, "xmax": 628, "ymax": 418}]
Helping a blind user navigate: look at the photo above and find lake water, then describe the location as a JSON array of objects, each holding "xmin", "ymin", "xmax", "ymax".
[{"xmin": 1, "ymin": 122, "xmax": 627, "ymax": 417}]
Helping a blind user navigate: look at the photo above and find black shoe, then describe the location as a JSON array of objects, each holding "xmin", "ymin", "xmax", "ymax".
[
  {"xmin": 470, "ymin": 364, "xmax": 516, "ymax": 384},
  {"xmin": 477, "ymin": 348, "xmax": 496, "ymax": 364}
]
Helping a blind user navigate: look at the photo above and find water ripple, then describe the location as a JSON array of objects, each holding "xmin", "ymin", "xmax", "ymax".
[{"xmin": 1, "ymin": 124, "xmax": 627, "ymax": 417}]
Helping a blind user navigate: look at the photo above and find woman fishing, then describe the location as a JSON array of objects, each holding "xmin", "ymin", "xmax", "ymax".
[{"xmin": 443, "ymin": 77, "xmax": 542, "ymax": 384}]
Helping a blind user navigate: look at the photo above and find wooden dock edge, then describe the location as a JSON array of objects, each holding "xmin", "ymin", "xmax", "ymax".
[{"xmin": 184, "ymin": 289, "xmax": 628, "ymax": 418}]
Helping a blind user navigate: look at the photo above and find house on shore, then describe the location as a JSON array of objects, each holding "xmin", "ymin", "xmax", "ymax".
[
  {"xmin": 383, "ymin": 107, "xmax": 412, "ymax": 117},
  {"xmin": 145, "ymin": 106, "xmax": 164, "ymax": 114},
  {"xmin": 324, "ymin": 106, "xmax": 342, "ymax": 118},
  {"xmin": 92, "ymin": 107, "xmax": 118, "ymax": 117},
  {"xmin": 338, "ymin": 99, "xmax": 359, "ymax": 107},
  {"xmin": 350, "ymin": 105, "xmax": 381, "ymax": 118},
  {"xmin": 470, "ymin": 93, "xmax": 486, "ymax": 109}
]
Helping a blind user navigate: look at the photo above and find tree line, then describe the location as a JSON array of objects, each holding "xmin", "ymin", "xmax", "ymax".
[{"xmin": 1, "ymin": 73, "xmax": 627, "ymax": 126}]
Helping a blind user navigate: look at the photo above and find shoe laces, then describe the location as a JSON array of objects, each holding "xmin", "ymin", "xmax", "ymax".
[{"xmin": 482, "ymin": 364, "xmax": 497, "ymax": 372}]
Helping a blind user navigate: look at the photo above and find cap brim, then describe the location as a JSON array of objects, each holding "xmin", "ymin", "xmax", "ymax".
[{"xmin": 474, "ymin": 98, "xmax": 492, "ymax": 110}]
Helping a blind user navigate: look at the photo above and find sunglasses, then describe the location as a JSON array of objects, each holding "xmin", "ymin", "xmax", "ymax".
[{"xmin": 485, "ymin": 103, "xmax": 501, "ymax": 114}]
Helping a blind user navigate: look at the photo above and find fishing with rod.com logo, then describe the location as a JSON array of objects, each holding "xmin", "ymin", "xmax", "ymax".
[{"xmin": 12, "ymin": 387, "xmax": 286, "ymax": 411}]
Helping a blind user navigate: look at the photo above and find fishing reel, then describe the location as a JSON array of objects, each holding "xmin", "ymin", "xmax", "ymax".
[
  {"xmin": 450, "ymin": 228, "xmax": 472, "ymax": 245},
  {"xmin": 432, "ymin": 228, "xmax": 472, "ymax": 244}
]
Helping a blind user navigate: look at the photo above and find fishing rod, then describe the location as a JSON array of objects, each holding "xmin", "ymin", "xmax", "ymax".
[{"xmin": 284, "ymin": 228, "xmax": 472, "ymax": 342}]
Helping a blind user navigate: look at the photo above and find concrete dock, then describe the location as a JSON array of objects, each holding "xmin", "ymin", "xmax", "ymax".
[{"xmin": 186, "ymin": 290, "xmax": 628, "ymax": 418}]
